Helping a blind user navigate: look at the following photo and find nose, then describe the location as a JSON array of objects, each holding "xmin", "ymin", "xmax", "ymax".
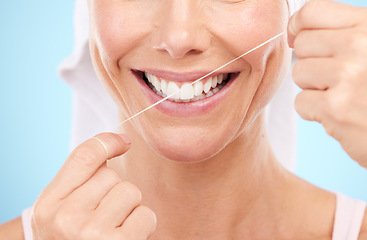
[{"xmin": 152, "ymin": 0, "xmax": 211, "ymax": 59}]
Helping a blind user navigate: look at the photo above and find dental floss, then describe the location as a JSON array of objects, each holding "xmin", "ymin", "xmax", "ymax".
[
  {"xmin": 112, "ymin": 31, "xmax": 285, "ymax": 129},
  {"xmin": 93, "ymin": 136, "xmax": 109, "ymax": 159}
]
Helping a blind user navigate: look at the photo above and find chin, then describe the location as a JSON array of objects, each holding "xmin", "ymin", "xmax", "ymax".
[{"xmin": 145, "ymin": 127, "xmax": 230, "ymax": 163}]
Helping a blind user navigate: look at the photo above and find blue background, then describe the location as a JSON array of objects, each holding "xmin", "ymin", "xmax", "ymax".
[{"xmin": 0, "ymin": 0, "xmax": 366, "ymax": 223}]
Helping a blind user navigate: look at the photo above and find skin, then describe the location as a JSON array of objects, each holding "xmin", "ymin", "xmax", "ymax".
[
  {"xmin": 89, "ymin": 0, "xmax": 291, "ymax": 163},
  {"xmin": 289, "ymin": 0, "xmax": 367, "ymax": 169},
  {"xmin": 0, "ymin": 0, "xmax": 367, "ymax": 239}
]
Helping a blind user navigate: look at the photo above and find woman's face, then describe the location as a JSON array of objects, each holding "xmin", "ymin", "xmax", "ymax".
[{"xmin": 88, "ymin": 0, "xmax": 291, "ymax": 162}]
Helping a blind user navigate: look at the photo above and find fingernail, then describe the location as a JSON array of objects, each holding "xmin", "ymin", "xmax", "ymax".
[
  {"xmin": 287, "ymin": 12, "xmax": 298, "ymax": 48},
  {"xmin": 288, "ymin": 18, "xmax": 296, "ymax": 36},
  {"xmin": 287, "ymin": 30, "xmax": 296, "ymax": 48},
  {"xmin": 118, "ymin": 134, "xmax": 132, "ymax": 145}
]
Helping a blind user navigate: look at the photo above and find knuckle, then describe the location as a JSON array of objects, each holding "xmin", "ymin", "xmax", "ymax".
[
  {"xmin": 52, "ymin": 208, "xmax": 74, "ymax": 238},
  {"xmin": 32, "ymin": 196, "xmax": 54, "ymax": 225},
  {"xmin": 32, "ymin": 204, "xmax": 48, "ymax": 225},
  {"xmin": 99, "ymin": 167, "xmax": 122, "ymax": 184},
  {"xmin": 79, "ymin": 223, "xmax": 103, "ymax": 240},
  {"xmin": 69, "ymin": 148, "xmax": 99, "ymax": 170},
  {"xmin": 298, "ymin": 1, "xmax": 316, "ymax": 24},
  {"xmin": 293, "ymin": 34, "xmax": 303, "ymax": 57},
  {"xmin": 348, "ymin": 31, "xmax": 367, "ymax": 53},
  {"xmin": 115, "ymin": 182, "xmax": 142, "ymax": 203},
  {"xmin": 337, "ymin": 60, "xmax": 360, "ymax": 83},
  {"xmin": 293, "ymin": 31, "xmax": 309, "ymax": 58},
  {"xmin": 136, "ymin": 205, "xmax": 157, "ymax": 224},
  {"xmin": 326, "ymin": 91, "xmax": 351, "ymax": 124},
  {"xmin": 53, "ymin": 207, "xmax": 74, "ymax": 229},
  {"xmin": 292, "ymin": 61, "xmax": 304, "ymax": 86},
  {"xmin": 335, "ymin": 63, "xmax": 349, "ymax": 82},
  {"xmin": 134, "ymin": 206, "xmax": 157, "ymax": 234},
  {"xmin": 96, "ymin": 132, "xmax": 126, "ymax": 150},
  {"xmin": 120, "ymin": 232, "xmax": 134, "ymax": 240},
  {"xmin": 322, "ymin": 121, "xmax": 335, "ymax": 138},
  {"xmin": 294, "ymin": 92, "xmax": 305, "ymax": 115}
]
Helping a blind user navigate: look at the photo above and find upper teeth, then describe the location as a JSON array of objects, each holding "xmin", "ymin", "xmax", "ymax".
[{"xmin": 145, "ymin": 72, "xmax": 228, "ymax": 102}]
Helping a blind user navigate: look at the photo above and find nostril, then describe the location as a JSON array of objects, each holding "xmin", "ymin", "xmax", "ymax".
[
  {"xmin": 152, "ymin": 21, "xmax": 210, "ymax": 59},
  {"xmin": 152, "ymin": 42, "xmax": 179, "ymax": 58},
  {"xmin": 187, "ymin": 49, "xmax": 203, "ymax": 56},
  {"xmin": 153, "ymin": 41, "xmax": 205, "ymax": 59}
]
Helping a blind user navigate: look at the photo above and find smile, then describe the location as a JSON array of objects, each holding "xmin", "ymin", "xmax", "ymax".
[
  {"xmin": 143, "ymin": 72, "xmax": 230, "ymax": 102},
  {"xmin": 132, "ymin": 69, "xmax": 239, "ymax": 116}
]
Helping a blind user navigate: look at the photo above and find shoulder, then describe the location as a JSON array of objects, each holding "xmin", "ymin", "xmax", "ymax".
[
  {"xmin": 0, "ymin": 216, "xmax": 24, "ymax": 240},
  {"xmin": 359, "ymin": 208, "xmax": 367, "ymax": 240}
]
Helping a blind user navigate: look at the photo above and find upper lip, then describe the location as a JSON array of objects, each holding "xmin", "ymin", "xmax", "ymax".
[{"xmin": 134, "ymin": 69, "xmax": 234, "ymax": 82}]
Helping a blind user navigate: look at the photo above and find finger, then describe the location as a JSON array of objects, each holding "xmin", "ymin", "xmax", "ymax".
[
  {"xmin": 293, "ymin": 58, "xmax": 340, "ymax": 90},
  {"xmin": 46, "ymin": 133, "xmax": 131, "ymax": 199},
  {"xmin": 288, "ymin": 0, "xmax": 364, "ymax": 47},
  {"xmin": 295, "ymin": 90, "xmax": 326, "ymax": 123},
  {"xmin": 293, "ymin": 28, "xmax": 367, "ymax": 59},
  {"xmin": 118, "ymin": 205, "xmax": 157, "ymax": 240},
  {"xmin": 94, "ymin": 181, "xmax": 142, "ymax": 227},
  {"xmin": 64, "ymin": 165, "xmax": 122, "ymax": 210},
  {"xmin": 293, "ymin": 29, "xmax": 341, "ymax": 59}
]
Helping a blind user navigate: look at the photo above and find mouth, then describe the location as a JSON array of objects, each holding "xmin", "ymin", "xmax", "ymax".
[
  {"xmin": 131, "ymin": 69, "xmax": 240, "ymax": 116},
  {"xmin": 133, "ymin": 70, "xmax": 238, "ymax": 103}
]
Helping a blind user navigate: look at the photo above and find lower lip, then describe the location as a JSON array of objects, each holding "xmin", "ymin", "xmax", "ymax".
[{"xmin": 133, "ymin": 71, "xmax": 238, "ymax": 116}]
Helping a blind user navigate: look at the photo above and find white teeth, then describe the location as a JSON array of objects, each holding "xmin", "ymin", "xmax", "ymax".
[
  {"xmin": 217, "ymin": 74, "xmax": 223, "ymax": 85},
  {"xmin": 153, "ymin": 78, "xmax": 161, "ymax": 92},
  {"xmin": 180, "ymin": 83, "xmax": 195, "ymax": 100},
  {"xmin": 192, "ymin": 95, "xmax": 200, "ymax": 101},
  {"xmin": 161, "ymin": 79, "xmax": 168, "ymax": 94},
  {"xmin": 211, "ymin": 76, "xmax": 218, "ymax": 88},
  {"xmin": 156, "ymin": 90, "xmax": 163, "ymax": 97},
  {"xmin": 203, "ymin": 77, "xmax": 212, "ymax": 93},
  {"xmin": 194, "ymin": 81, "xmax": 204, "ymax": 96},
  {"xmin": 146, "ymin": 72, "xmax": 161, "ymax": 92},
  {"xmin": 206, "ymin": 90, "xmax": 214, "ymax": 98},
  {"xmin": 148, "ymin": 74, "xmax": 161, "ymax": 92},
  {"xmin": 166, "ymin": 81, "xmax": 180, "ymax": 99},
  {"xmin": 145, "ymin": 72, "xmax": 229, "ymax": 102},
  {"xmin": 198, "ymin": 94, "xmax": 206, "ymax": 100},
  {"xmin": 145, "ymin": 73, "xmax": 152, "ymax": 83}
]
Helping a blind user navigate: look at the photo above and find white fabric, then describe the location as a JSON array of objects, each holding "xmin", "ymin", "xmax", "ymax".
[
  {"xmin": 288, "ymin": 0, "xmax": 308, "ymax": 16},
  {"xmin": 22, "ymin": 208, "xmax": 33, "ymax": 240},
  {"xmin": 57, "ymin": 0, "xmax": 307, "ymax": 170},
  {"xmin": 22, "ymin": 193, "xmax": 366, "ymax": 239},
  {"xmin": 332, "ymin": 193, "xmax": 366, "ymax": 240}
]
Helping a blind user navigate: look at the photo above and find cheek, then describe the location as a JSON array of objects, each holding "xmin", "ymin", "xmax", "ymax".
[
  {"xmin": 92, "ymin": 3, "xmax": 152, "ymax": 70},
  {"xmin": 90, "ymin": 2, "xmax": 156, "ymax": 113},
  {"xmin": 207, "ymin": 1, "xmax": 290, "ymax": 131},
  {"xmin": 209, "ymin": 1, "xmax": 288, "ymax": 65}
]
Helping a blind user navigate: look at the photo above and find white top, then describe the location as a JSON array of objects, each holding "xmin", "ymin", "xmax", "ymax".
[
  {"xmin": 333, "ymin": 193, "xmax": 366, "ymax": 240},
  {"xmin": 22, "ymin": 193, "xmax": 365, "ymax": 240}
]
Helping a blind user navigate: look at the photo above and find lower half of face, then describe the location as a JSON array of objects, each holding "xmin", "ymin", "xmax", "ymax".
[{"xmin": 89, "ymin": 0, "xmax": 292, "ymax": 162}]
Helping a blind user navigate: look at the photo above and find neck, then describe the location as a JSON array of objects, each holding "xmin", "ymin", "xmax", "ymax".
[{"xmin": 109, "ymin": 113, "xmax": 291, "ymax": 239}]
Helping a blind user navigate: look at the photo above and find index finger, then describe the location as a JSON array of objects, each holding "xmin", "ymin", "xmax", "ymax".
[
  {"xmin": 288, "ymin": 0, "xmax": 365, "ymax": 47},
  {"xmin": 45, "ymin": 132, "xmax": 131, "ymax": 199}
]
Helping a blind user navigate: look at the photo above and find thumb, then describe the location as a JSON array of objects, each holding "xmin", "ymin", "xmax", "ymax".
[
  {"xmin": 287, "ymin": 10, "xmax": 299, "ymax": 48},
  {"xmin": 44, "ymin": 133, "xmax": 131, "ymax": 199}
]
